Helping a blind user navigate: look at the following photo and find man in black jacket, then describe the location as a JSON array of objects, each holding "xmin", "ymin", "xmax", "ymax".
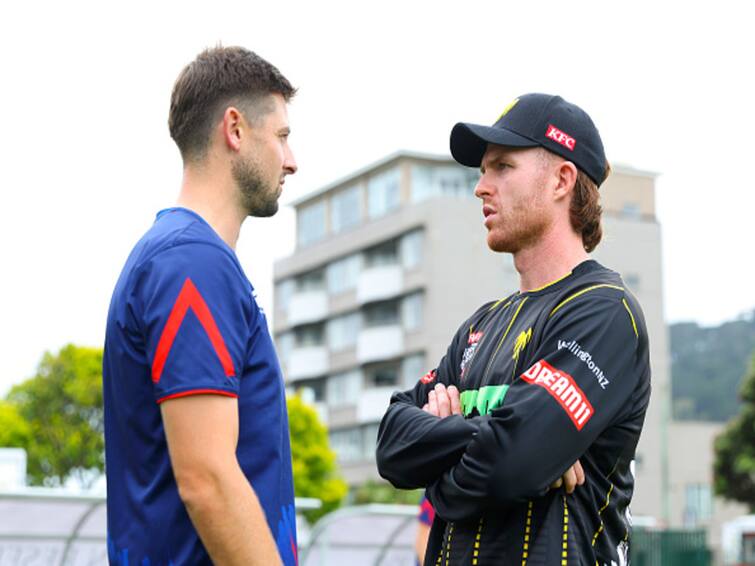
[{"xmin": 376, "ymin": 93, "xmax": 650, "ymax": 566}]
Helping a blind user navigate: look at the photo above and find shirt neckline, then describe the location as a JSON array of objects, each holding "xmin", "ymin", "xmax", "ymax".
[
  {"xmin": 519, "ymin": 259, "xmax": 601, "ymax": 298},
  {"xmin": 155, "ymin": 207, "xmax": 235, "ymax": 255}
]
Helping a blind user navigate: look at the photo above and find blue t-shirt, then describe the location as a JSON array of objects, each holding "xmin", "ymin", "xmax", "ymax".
[{"xmin": 103, "ymin": 207, "xmax": 297, "ymax": 566}]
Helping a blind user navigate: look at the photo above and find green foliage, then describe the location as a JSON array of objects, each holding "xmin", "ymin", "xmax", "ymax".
[
  {"xmin": 5, "ymin": 344, "xmax": 104, "ymax": 487},
  {"xmin": 0, "ymin": 401, "xmax": 32, "ymax": 448},
  {"xmin": 671, "ymin": 312, "xmax": 755, "ymax": 421},
  {"xmin": 287, "ymin": 394, "xmax": 348, "ymax": 522},
  {"xmin": 713, "ymin": 352, "xmax": 755, "ymax": 511},
  {"xmin": 351, "ymin": 479, "xmax": 423, "ymax": 506}
]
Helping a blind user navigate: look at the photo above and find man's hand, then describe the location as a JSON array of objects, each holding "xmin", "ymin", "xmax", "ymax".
[
  {"xmin": 422, "ymin": 383, "xmax": 583, "ymax": 495},
  {"xmin": 550, "ymin": 460, "xmax": 585, "ymax": 494},
  {"xmin": 423, "ymin": 383, "xmax": 584, "ymax": 494},
  {"xmin": 422, "ymin": 383, "xmax": 462, "ymax": 417}
]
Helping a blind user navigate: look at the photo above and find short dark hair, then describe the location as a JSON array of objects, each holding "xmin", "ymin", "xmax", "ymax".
[{"xmin": 168, "ymin": 46, "xmax": 296, "ymax": 162}]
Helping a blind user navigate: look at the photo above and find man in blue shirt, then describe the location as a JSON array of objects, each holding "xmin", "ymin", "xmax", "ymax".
[{"xmin": 103, "ymin": 46, "xmax": 298, "ymax": 565}]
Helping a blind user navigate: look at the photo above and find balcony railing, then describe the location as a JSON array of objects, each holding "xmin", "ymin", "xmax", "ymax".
[
  {"xmin": 287, "ymin": 290, "xmax": 328, "ymax": 326},
  {"xmin": 356, "ymin": 387, "xmax": 395, "ymax": 423},
  {"xmin": 356, "ymin": 265, "xmax": 403, "ymax": 304},
  {"xmin": 287, "ymin": 346, "xmax": 329, "ymax": 380},
  {"xmin": 356, "ymin": 325, "xmax": 403, "ymax": 363}
]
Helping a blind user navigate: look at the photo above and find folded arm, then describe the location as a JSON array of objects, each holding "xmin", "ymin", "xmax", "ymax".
[{"xmin": 427, "ymin": 296, "xmax": 644, "ymax": 521}]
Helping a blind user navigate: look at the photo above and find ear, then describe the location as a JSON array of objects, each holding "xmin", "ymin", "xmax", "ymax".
[
  {"xmin": 221, "ymin": 107, "xmax": 244, "ymax": 153},
  {"xmin": 553, "ymin": 160, "xmax": 578, "ymax": 202}
]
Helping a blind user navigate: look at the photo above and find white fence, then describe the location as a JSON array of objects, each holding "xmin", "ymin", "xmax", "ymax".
[{"xmin": 0, "ymin": 490, "xmax": 419, "ymax": 566}]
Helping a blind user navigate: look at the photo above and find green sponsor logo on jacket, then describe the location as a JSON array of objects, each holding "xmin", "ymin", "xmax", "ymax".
[{"xmin": 460, "ymin": 384, "xmax": 509, "ymax": 416}]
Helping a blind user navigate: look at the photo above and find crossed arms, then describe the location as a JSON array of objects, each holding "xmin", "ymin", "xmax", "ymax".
[{"xmin": 376, "ymin": 294, "xmax": 641, "ymax": 521}]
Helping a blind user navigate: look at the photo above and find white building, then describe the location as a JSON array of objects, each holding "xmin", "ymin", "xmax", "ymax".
[{"xmin": 0, "ymin": 448, "xmax": 26, "ymax": 490}]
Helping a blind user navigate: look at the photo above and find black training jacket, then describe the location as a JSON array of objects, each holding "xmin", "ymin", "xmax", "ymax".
[{"xmin": 376, "ymin": 260, "xmax": 651, "ymax": 566}]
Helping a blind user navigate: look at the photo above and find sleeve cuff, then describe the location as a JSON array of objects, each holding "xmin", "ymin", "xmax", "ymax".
[{"xmin": 156, "ymin": 388, "xmax": 238, "ymax": 404}]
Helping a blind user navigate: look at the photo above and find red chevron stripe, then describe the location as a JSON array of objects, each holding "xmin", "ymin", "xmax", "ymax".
[{"xmin": 151, "ymin": 277, "xmax": 236, "ymax": 383}]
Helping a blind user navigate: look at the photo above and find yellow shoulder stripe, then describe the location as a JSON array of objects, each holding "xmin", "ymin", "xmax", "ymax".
[
  {"xmin": 622, "ymin": 299, "xmax": 639, "ymax": 338},
  {"xmin": 488, "ymin": 298, "xmax": 514, "ymax": 312},
  {"xmin": 549, "ymin": 284, "xmax": 624, "ymax": 318},
  {"xmin": 528, "ymin": 270, "xmax": 572, "ymax": 293}
]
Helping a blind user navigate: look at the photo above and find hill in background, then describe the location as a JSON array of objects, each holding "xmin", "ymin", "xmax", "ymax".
[{"xmin": 671, "ymin": 310, "xmax": 755, "ymax": 422}]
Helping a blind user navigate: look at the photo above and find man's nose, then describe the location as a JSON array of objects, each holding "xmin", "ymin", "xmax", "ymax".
[
  {"xmin": 474, "ymin": 177, "xmax": 489, "ymax": 199},
  {"xmin": 284, "ymin": 146, "xmax": 298, "ymax": 175}
]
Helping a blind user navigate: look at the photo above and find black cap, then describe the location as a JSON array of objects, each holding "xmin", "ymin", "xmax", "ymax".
[{"xmin": 450, "ymin": 93, "xmax": 608, "ymax": 186}]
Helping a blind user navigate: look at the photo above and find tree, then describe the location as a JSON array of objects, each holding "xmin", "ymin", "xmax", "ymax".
[
  {"xmin": 6, "ymin": 344, "xmax": 104, "ymax": 487},
  {"xmin": 713, "ymin": 351, "xmax": 755, "ymax": 510},
  {"xmin": 5, "ymin": 345, "xmax": 351, "ymax": 517},
  {"xmin": 0, "ymin": 401, "xmax": 31, "ymax": 448},
  {"xmin": 287, "ymin": 394, "xmax": 348, "ymax": 522}
]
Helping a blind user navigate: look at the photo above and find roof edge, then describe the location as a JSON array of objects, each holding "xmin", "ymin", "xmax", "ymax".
[
  {"xmin": 288, "ymin": 150, "xmax": 456, "ymax": 207},
  {"xmin": 610, "ymin": 162, "xmax": 659, "ymax": 179}
]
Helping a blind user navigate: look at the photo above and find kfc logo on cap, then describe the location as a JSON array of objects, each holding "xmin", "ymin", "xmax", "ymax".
[{"xmin": 545, "ymin": 124, "xmax": 576, "ymax": 151}]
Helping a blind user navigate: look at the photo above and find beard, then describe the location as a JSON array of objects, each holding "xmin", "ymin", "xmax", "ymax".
[
  {"xmin": 232, "ymin": 155, "xmax": 280, "ymax": 218},
  {"xmin": 487, "ymin": 193, "xmax": 550, "ymax": 254}
]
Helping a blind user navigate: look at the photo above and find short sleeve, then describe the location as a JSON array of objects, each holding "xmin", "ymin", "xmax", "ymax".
[
  {"xmin": 418, "ymin": 495, "xmax": 436, "ymax": 526},
  {"xmin": 133, "ymin": 242, "xmax": 253, "ymax": 404}
]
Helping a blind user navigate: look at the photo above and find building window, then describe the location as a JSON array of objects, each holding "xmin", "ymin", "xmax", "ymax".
[
  {"xmin": 295, "ymin": 378, "xmax": 326, "ymax": 403},
  {"xmin": 331, "ymin": 184, "xmax": 362, "ymax": 233},
  {"xmin": 296, "ymin": 269, "xmax": 325, "ymax": 292},
  {"xmin": 294, "ymin": 323, "xmax": 324, "ymax": 347},
  {"xmin": 329, "ymin": 427, "xmax": 362, "ymax": 462},
  {"xmin": 401, "ymin": 293, "xmax": 424, "ymax": 331},
  {"xmin": 364, "ymin": 239, "xmax": 398, "ymax": 268},
  {"xmin": 275, "ymin": 279, "xmax": 295, "ymax": 311},
  {"xmin": 362, "ymin": 423, "xmax": 379, "ymax": 459},
  {"xmin": 401, "ymin": 353, "xmax": 425, "ymax": 389},
  {"xmin": 327, "ymin": 312, "xmax": 361, "ymax": 351},
  {"xmin": 744, "ymin": 534, "xmax": 755, "ymax": 565},
  {"xmin": 684, "ymin": 483, "xmax": 713, "ymax": 526},
  {"xmin": 327, "ymin": 369, "xmax": 362, "ymax": 406},
  {"xmin": 363, "ymin": 300, "xmax": 400, "ymax": 327},
  {"xmin": 621, "ymin": 202, "xmax": 642, "ymax": 219},
  {"xmin": 365, "ymin": 362, "xmax": 400, "ymax": 388},
  {"xmin": 367, "ymin": 167, "xmax": 400, "ymax": 219},
  {"xmin": 327, "ymin": 254, "xmax": 361, "ymax": 295},
  {"xmin": 411, "ymin": 164, "xmax": 478, "ymax": 202},
  {"xmin": 298, "ymin": 200, "xmax": 327, "ymax": 246},
  {"xmin": 276, "ymin": 332, "xmax": 294, "ymax": 366},
  {"xmin": 330, "ymin": 423, "xmax": 382, "ymax": 462},
  {"xmin": 400, "ymin": 230, "xmax": 424, "ymax": 269}
]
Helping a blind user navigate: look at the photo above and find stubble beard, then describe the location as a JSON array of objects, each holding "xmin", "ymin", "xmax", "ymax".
[
  {"xmin": 232, "ymin": 156, "xmax": 280, "ymax": 218},
  {"xmin": 487, "ymin": 194, "xmax": 550, "ymax": 254}
]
